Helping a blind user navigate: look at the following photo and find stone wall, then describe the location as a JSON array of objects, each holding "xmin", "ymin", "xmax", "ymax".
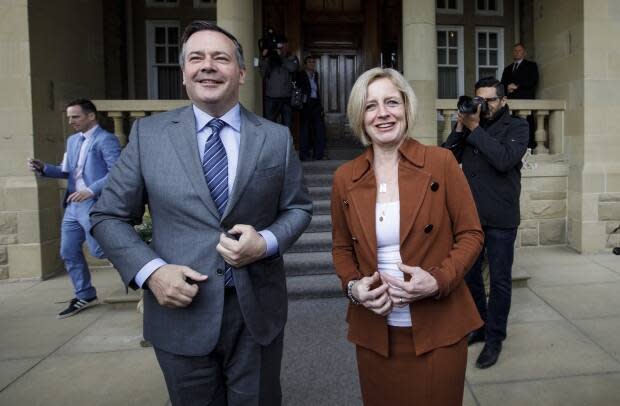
[{"xmin": 517, "ymin": 157, "xmax": 568, "ymax": 247}]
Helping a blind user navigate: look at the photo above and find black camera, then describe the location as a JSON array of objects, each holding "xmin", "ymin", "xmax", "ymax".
[
  {"xmin": 457, "ymin": 96, "xmax": 489, "ymax": 115},
  {"xmin": 258, "ymin": 28, "xmax": 279, "ymax": 52}
]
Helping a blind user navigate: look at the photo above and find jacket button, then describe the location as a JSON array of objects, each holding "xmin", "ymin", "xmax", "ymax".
[
  {"xmin": 424, "ymin": 224, "xmax": 434, "ymax": 233},
  {"xmin": 343, "ymin": 200, "xmax": 349, "ymax": 207},
  {"xmin": 216, "ymin": 268, "xmax": 224, "ymax": 276},
  {"xmin": 430, "ymin": 181, "xmax": 439, "ymax": 192}
]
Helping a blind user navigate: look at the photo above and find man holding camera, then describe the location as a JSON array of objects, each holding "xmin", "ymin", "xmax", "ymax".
[
  {"xmin": 259, "ymin": 36, "xmax": 299, "ymax": 129},
  {"xmin": 443, "ymin": 77, "xmax": 529, "ymax": 369}
]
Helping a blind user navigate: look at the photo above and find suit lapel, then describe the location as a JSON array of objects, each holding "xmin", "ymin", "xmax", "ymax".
[
  {"xmin": 398, "ymin": 139, "xmax": 431, "ymax": 245},
  {"xmin": 167, "ymin": 106, "xmax": 221, "ymax": 219},
  {"xmin": 223, "ymin": 107, "xmax": 265, "ymax": 219}
]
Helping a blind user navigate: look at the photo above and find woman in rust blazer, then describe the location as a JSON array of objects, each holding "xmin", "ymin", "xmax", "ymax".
[{"xmin": 331, "ymin": 67, "xmax": 484, "ymax": 405}]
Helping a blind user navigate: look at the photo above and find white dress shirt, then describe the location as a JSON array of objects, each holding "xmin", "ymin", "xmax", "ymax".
[{"xmin": 74, "ymin": 125, "xmax": 98, "ymax": 194}]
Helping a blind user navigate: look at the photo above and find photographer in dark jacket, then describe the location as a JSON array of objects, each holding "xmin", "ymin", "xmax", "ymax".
[{"xmin": 443, "ymin": 77, "xmax": 529, "ymax": 369}]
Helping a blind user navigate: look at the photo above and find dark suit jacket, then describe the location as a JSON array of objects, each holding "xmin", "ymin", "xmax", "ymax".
[
  {"xmin": 91, "ymin": 105, "xmax": 312, "ymax": 356},
  {"xmin": 331, "ymin": 138, "xmax": 484, "ymax": 357},
  {"xmin": 296, "ymin": 70, "xmax": 321, "ymax": 103},
  {"xmin": 500, "ymin": 59, "xmax": 539, "ymax": 99}
]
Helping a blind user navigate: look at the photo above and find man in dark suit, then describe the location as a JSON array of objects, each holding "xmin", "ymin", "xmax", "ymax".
[
  {"xmin": 501, "ymin": 43, "xmax": 539, "ymax": 148},
  {"xmin": 296, "ymin": 55, "xmax": 327, "ymax": 160},
  {"xmin": 28, "ymin": 99, "xmax": 121, "ymax": 319},
  {"xmin": 90, "ymin": 22, "xmax": 312, "ymax": 405},
  {"xmin": 500, "ymin": 43, "xmax": 538, "ymax": 100}
]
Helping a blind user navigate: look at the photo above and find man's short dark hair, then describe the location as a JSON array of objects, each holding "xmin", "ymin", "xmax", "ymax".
[
  {"xmin": 304, "ymin": 55, "xmax": 315, "ymax": 64},
  {"xmin": 179, "ymin": 21, "xmax": 245, "ymax": 69},
  {"xmin": 514, "ymin": 42, "xmax": 526, "ymax": 49},
  {"xmin": 66, "ymin": 98, "xmax": 97, "ymax": 115},
  {"xmin": 475, "ymin": 76, "xmax": 505, "ymax": 98}
]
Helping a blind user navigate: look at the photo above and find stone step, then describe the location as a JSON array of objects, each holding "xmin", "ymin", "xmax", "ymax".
[
  {"xmin": 285, "ymin": 251, "xmax": 334, "ymax": 276},
  {"xmin": 309, "ymin": 186, "xmax": 331, "ymax": 200},
  {"xmin": 301, "ymin": 160, "xmax": 346, "ymax": 174},
  {"xmin": 314, "ymin": 200, "xmax": 331, "ymax": 215},
  {"xmin": 287, "ymin": 274, "xmax": 343, "ymax": 300},
  {"xmin": 307, "ymin": 214, "xmax": 332, "ymax": 232},
  {"xmin": 304, "ymin": 173, "xmax": 333, "ymax": 187},
  {"xmin": 289, "ymin": 231, "xmax": 332, "ymax": 253}
]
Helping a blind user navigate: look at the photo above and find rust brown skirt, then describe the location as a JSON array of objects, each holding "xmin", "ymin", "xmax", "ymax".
[{"xmin": 356, "ymin": 326, "xmax": 468, "ymax": 406}]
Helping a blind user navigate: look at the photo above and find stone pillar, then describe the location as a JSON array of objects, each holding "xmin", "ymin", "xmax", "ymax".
[
  {"xmin": 0, "ymin": 0, "xmax": 59, "ymax": 280},
  {"xmin": 402, "ymin": 0, "xmax": 437, "ymax": 145},
  {"xmin": 217, "ymin": 0, "xmax": 257, "ymax": 112}
]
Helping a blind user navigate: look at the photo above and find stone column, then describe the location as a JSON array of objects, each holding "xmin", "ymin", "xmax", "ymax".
[
  {"xmin": 402, "ymin": 0, "xmax": 437, "ymax": 145},
  {"xmin": 0, "ymin": 0, "xmax": 60, "ymax": 280},
  {"xmin": 218, "ymin": 0, "xmax": 257, "ymax": 112}
]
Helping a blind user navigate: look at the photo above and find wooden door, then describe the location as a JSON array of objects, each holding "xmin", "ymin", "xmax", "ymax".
[{"xmin": 312, "ymin": 50, "xmax": 359, "ymax": 143}]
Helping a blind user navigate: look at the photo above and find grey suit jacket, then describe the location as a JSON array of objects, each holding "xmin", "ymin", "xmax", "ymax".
[{"xmin": 90, "ymin": 105, "xmax": 312, "ymax": 356}]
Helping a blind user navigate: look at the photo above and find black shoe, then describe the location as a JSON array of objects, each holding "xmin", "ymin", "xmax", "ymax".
[
  {"xmin": 476, "ymin": 343, "xmax": 502, "ymax": 369},
  {"xmin": 468, "ymin": 329, "xmax": 486, "ymax": 346},
  {"xmin": 57, "ymin": 297, "xmax": 98, "ymax": 319}
]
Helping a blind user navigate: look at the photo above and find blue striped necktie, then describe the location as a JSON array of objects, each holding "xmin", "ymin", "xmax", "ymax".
[{"xmin": 201, "ymin": 118, "xmax": 233, "ymax": 287}]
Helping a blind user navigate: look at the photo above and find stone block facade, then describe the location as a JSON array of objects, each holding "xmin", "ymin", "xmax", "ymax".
[{"xmin": 516, "ymin": 156, "xmax": 568, "ymax": 248}]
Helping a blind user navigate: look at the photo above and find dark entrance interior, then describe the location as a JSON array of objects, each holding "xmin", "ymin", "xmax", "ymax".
[{"xmin": 262, "ymin": 0, "xmax": 401, "ymax": 157}]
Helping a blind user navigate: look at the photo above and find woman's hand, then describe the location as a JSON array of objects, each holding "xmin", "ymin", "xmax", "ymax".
[
  {"xmin": 381, "ymin": 264, "xmax": 439, "ymax": 306},
  {"xmin": 351, "ymin": 272, "xmax": 392, "ymax": 316}
]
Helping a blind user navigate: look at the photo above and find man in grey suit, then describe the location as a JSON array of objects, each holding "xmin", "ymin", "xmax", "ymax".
[{"xmin": 90, "ymin": 22, "xmax": 312, "ymax": 405}]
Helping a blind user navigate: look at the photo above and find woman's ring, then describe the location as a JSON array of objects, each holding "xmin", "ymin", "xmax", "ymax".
[{"xmin": 399, "ymin": 297, "xmax": 403, "ymax": 304}]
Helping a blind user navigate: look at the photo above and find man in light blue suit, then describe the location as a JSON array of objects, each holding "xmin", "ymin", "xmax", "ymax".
[{"xmin": 28, "ymin": 99, "xmax": 121, "ymax": 319}]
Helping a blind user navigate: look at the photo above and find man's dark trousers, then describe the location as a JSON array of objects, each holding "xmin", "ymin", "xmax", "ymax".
[
  {"xmin": 264, "ymin": 96, "xmax": 292, "ymax": 129},
  {"xmin": 300, "ymin": 98, "xmax": 326, "ymax": 160},
  {"xmin": 465, "ymin": 226, "xmax": 518, "ymax": 345},
  {"xmin": 154, "ymin": 289, "xmax": 283, "ymax": 406}
]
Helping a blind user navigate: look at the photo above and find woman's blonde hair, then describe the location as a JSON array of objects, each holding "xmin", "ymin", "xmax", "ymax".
[{"xmin": 346, "ymin": 67, "xmax": 418, "ymax": 146}]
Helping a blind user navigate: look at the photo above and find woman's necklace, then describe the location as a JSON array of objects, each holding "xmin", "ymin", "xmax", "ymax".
[{"xmin": 376, "ymin": 159, "xmax": 399, "ymax": 194}]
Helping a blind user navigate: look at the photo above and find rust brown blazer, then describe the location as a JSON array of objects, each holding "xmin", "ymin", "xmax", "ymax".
[{"xmin": 331, "ymin": 138, "xmax": 484, "ymax": 357}]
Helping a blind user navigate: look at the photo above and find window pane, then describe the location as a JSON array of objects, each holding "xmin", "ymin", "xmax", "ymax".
[
  {"xmin": 477, "ymin": 0, "xmax": 485, "ymax": 10},
  {"xmin": 478, "ymin": 50, "xmax": 487, "ymax": 65},
  {"xmin": 157, "ymin": 66, "xmax": 183, "ymax": 99},
  {"xmin": 437, "ymin": 31, "xmax": 446, "ymax": 47},
  {"xmin": 449, "ymin": 49, "xmax": 457, "ymax": 65},
  {"xmin": 438, "ymin": 67, "xmax": 458, "ymax": 98},
  {"xmin": 155, "ymin": 27, "xmax": 166, "ymax": 44},
  {"xmin": 448, "ymin": 31, "xmax": 457, "ymax": 47},
  {"xmin": 437, "ymin": 0, "xmax": 446, "ymax": 8},
  {"xmin": 489, "ymin": 0, "xmax": 496, "ymax": 10},
  {"xmin": 168, "ymin": 27, "xmax": 179, "ymax": 44},
  {"xmin": 448, "ymin": 0, "xmax": 457, "ymax": 8},
  {"xmin": 479, "ymin": 67, "xmax": 497, "ymax": 78},
  {"xmin": 156, "ymin": 46, "xmax": 166, "ymax": 63},
  {"xmin": 168, "ymin": 47, "xmax": 178, "ymax": 64},
  {"xmin": 489, "ymin": 50, "xmax": 497, "ymax": 65},
  {"xmin": 489, "ymin": 33, "xmax": 497, "ymax": 48},
  {"xmin": 478, "ymin": 32, "xmax": 486, "ymax": 48},
  {"xmin": 438, "ymin": 49, "xmax": 447, "ymax": 65}
]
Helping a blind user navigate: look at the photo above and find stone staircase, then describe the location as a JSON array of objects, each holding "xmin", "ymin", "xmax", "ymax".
[{"xmin": 285, "ymin": 159, "xmax": 530, "ymax": 299}]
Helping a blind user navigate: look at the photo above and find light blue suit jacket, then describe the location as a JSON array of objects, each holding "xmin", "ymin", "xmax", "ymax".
[{"xmin": 43, "ymin": 127, "xmax": 121, "ymax": 203}]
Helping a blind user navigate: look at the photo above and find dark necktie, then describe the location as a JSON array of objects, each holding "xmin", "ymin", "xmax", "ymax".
[
  {"xmin": 512, "ymin": 62, "xmax": 520, "ymax": 73},
  {"xmin": 201, "ymin": 118, "xmax": 233, "ymax": 287}
]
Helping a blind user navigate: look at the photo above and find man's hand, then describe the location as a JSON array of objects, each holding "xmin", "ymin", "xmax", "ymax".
[
  {"xmin": 507, "ymin": 83, "xmax": 518, "ymax": 93},
  {"xmin": 351, "ymin": 272, "xmax": 392, "ymax": 316},
  {"xmin": 460, "ymin": 105, "xmax": 481, "ymax": 131},
  {"xmin": 146, "ymin": 264, "xmax": 208, "ymax": 308},
  {"xmin": 27, "ymin": 158, "xmax": 44, "ymax": 175},
  {"xmin": 66, "ymin": 190, "xmax": 94, "ymax": 203},
  {"xmin": 380, "ymin": 264, "xmax": 439, "ymax": 306},
  {"xmin": 216, "ymin": 224, "xmax": 267, "ymax": 268}
]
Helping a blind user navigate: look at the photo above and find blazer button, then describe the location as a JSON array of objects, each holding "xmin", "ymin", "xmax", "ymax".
[
  {"xmin": 216, "ymin": 268, "xmax": 224, "ymax": 276},
  {"xmin": 430, "ymin": 181, "xmax": 439, "ymax": 192},
  {"xmin": 343, "ymin": 200, "xmax": 349, "ymax": 207},
  {"xmin": 424, "ymin": 224, "xmax": 434, "ymax": 233}
]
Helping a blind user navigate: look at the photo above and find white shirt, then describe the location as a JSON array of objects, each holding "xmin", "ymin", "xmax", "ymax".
[{"xmin": 74, "ymin": 125, "xmax": 99, "ymax": 193}]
